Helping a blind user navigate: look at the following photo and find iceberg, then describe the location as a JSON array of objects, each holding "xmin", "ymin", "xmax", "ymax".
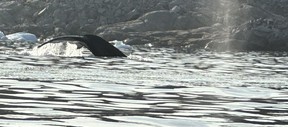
[
  {"xmin": 0, "ymin": 31, "xmax": 8, "ymax": 40},
  {"xmin": 110, "ymin": 40, "xmax": 133, "ymax": 54},
  {"xmin": 6, "ymin": 32, "xmax": 37, "ymax": 43}
]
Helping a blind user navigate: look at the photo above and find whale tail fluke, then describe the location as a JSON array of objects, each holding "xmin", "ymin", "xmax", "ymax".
[
  {"xmin": 38, "ymin": 35, "xmax": 126, "ymax": 57},
  {"xmin": 38, "ymin": 35, "xmax": 86, "ymax": 48}
]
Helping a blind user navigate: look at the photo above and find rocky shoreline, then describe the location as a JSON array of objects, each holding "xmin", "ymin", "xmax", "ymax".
[{"xmin": 1, "ymin": 0, "xmax": 288, "ymax": 51}]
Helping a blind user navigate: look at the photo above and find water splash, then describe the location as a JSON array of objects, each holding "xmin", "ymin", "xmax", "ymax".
[
  {"xmin": 219, "ymin": 0, "xmax": 234, "ymax": 40},
  {"xmin": 27, "ymin": 42, "xmax": 85, "ymax": 57}
]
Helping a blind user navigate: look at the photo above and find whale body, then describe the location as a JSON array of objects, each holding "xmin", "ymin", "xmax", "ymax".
[{"xmin": 38, "ymin": 35, "xmax": 127, "ymax": 57}]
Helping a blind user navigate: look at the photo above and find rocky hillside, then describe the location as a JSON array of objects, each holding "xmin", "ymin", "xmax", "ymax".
[{"xmin": 1, "ymin": 0, "xmax": 288, "ymax": 51}]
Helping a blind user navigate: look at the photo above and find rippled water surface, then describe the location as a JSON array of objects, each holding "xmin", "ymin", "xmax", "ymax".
[{"xmin": 0, "ymin": 42, "xmax": 288, "ymax": 127}]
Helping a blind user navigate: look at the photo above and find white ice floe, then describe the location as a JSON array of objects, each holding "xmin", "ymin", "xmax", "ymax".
[{"xmin": 5, "ymin": 32, "xmax": 37, "ymax": 43}]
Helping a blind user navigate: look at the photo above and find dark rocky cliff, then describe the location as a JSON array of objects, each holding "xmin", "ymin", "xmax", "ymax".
[{"xmin": 1, "ymin": 0, "xmax": 288, "ymax": 51}]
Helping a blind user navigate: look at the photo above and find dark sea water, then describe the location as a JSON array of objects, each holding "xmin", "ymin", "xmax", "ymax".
[{"xmin": 0, "ymin": 41, "xmax": 288, "ymax": 127}]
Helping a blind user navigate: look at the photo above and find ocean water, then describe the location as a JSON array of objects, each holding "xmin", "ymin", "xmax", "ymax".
[{"xmin": 0, "ymin": 41, "xmax": 288, "ymax": 127}]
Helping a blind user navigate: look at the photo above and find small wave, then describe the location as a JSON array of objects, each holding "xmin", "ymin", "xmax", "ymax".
[{"xmin": 127, "ymin": 54, "xmax": 152, "ymax": 62}]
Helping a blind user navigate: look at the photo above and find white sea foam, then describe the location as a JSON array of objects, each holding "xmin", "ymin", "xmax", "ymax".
[{"xmin": 28, "ymin": 42, "xmax": 85, "ymax": 57}]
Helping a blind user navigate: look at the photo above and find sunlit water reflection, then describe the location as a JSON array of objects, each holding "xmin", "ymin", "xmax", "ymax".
[{"xmin": 0, "ymin": 42, "xmax": 288, "ymax": 127}]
